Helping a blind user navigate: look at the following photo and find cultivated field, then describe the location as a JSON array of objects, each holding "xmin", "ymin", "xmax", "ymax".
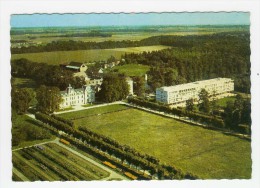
[
  {"xmin": 12, "ymin": 143, "xmax": 110, "ymax": 181},
  {"xmin": 11, "ymin": 45, "xmax": 169, "ymax": 65},
  {"xmin": 58, "ymin": 104, "xmax": 251, "ymax": 179},
  {"xmin": 111, "ymin": 63, "xmax": 150, "ymax": 76}
]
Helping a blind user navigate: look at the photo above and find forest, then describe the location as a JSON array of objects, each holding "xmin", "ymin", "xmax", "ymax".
[
  {"xmin": 11, "ymin": 31, "xmax": 249, "ymax": 54},
  {"xmin": 122, "ymin": 32, "xmax": 250, "ymax": 93}
]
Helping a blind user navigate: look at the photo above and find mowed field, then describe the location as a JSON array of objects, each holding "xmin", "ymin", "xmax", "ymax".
[
  {"xmin": 12, "ymin": 143, "xmax": 110, "ymax": 181},
  {"xmin": 58, "ymin": 104, "xmax": 251, "ymax": 179},
  {"xmin": 11, "ymin": 45, "xmax": 169, "ymax": 65},
  {"xmin": 111, "ymin": 63, "xmax": 150, "ymax": 76}
]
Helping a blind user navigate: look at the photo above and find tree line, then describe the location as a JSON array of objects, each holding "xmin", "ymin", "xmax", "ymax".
[
  {"xmin": 11, "ymin": 58, "xmax": 85, "ymax": 90},
  {"xmin": 11, "ymin": 31, "xmax": 248, "ymax": 54}
]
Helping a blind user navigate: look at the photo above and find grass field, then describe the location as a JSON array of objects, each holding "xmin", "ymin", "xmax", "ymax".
[
  {"xmin": 111, "ymin": 63, "xmax": 150, "ymax": 76},
  {"xmin": 59, "ymin": 104, "xmax": 251, "ymax": 179},
  {"xmin": 11, "ymin": 45, "xmax": 169, "ymax": 65},
  {"xmin": 13, "ymin": 143, "xmax": 110, "ymax": 181},
  {"xmin": 215, "ymin": 97, "xmax": 236, "ymax": 107},
  {"xmin": 57, "ymin": 104, "xmax": 129, "ymax": 120}
]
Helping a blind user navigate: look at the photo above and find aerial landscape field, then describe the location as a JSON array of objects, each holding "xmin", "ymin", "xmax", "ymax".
[
  {"xmin": 10, "ymin": 13, "xmax": 251, "ymax": 181},
  {"xmin": 57, "ymin": 104, "xmax": 251, "ymax": 179}
]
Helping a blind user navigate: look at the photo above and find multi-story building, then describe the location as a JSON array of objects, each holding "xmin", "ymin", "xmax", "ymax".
[
  {"xmin": 156, "ymin": 78, "xmax": 234, "ymax": 104},
  {"xmin": 60, "ymin": 84, "xmax": 95, "ymax": 108},
  {"xmin": 126, "ymin": 77, "xmax": 134, "ymax": 95}
]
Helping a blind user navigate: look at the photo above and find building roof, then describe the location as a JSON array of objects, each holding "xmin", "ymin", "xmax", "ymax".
[
  {"xmin": 66, "ymin": 65, "xmax": 80, "ymax": 70},
  {"xmin": 68, "ymin": 61, "xmax": 85, "ymax": 67},
  {"xmin": 158, "ymin": 78, "xmax": 233, "ymax": 92}
]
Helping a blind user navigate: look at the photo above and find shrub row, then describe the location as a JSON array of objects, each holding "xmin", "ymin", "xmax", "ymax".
[
  {"xmin": 50, "ymin": 114, "xmax": 74, "ymax": 127},
  {"xmin": 35, "ymin": 112, "xmax": 74, "ymax": 133}
]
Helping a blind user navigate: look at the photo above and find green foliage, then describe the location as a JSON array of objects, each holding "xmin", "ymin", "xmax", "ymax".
[
  {"xmin": 98, "ymin": 73, "xmax": 129, "ymax": 102},
  {"xmin": 11, "ymin": 112, "xmax": 52, "ymax": 147},
  {"xmin": 36, "ymin": 85, "xmax": 62, "ymax": 113},
  {"xmin": 122, "ymin": 32, "xmax": 250, "ymax": 93},
  {"xmin": 186, "ymin": 98, "xmax": 194, "ymax": 112},
  {"xmin": 11, "ymin": 58, "xmax": 85, "ymax": 90},
  {"xmin": 11, "ymin": 87, "xmax": 35, "ymax": 114},
  {"xmin": 133, "ymin": 76, "xmax": 145, "ymax": 97},
  {"xmin": 223, "ymin": 95, "xmax": 251, "ymax": 132},
  {"xmin": 198, "ymin": 89, "xmax": 210, "ymax": 113}
]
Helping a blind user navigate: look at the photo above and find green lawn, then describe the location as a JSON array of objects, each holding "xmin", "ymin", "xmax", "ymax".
[
  {"xmin": 62, "ymin": 105, "xmax": 251, "ymax": 179},
  {"xmin": 215, "ymin": 97, "xmax": 236, "ymax": 107},
  {"xmin": 111, "ymin": 63, "xmax": 150, "ymax": 76},
  {"xmin": 11, "ymin": 45, "xmax": 169, "ymax": 65},
  {"xmin": 57, "ymin": 104, "xmax": 130, "ymax": 120}
]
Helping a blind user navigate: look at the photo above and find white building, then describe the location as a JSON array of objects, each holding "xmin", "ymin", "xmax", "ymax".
[
  {"xmin": 126, "ymin": 77, "xmax": 134, "ymax": 95},
  {"xmin": 156, "ymin": 78, "xmax": 234, "ymax": 104},
  {"xmin": 60, "ymin": 84, "xmax": 95, "ymax": 108}
]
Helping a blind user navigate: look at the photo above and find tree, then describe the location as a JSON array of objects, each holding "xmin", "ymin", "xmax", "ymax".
[
  {"xmin": 98, "ymin": 73, "xmax": 129, "ymax": 102},
  {"xmin": 36, "ymin": 85, "xmax": 62, "ymax": 113},
  {"xmin": 133, "ymin": 76, "xmax": 145, "ymax": 97},
  {"xmin": 198, "ymin": 89, "xmax": 210, "ymax": 113},
  {"xmin": 234, "ymin": 94, "xmax": 244, "ymax": 110},
  {"xmin": 241, "ymin": 99, "xmax": 251, "ymax": 125},
  {"xmin": 11, "ymin": 88, "xmax": 35, "ymax": 114},
  {"xmin": 185, "ymin": 98, "xmax": 194, "ymax": 112},
  {"xmin": 107, "ymin": 55, "xmax": 116, "ymax": 63},
  {"xmin": 210, "ymin": 90, "xmax": 219, "ymax": 114}
]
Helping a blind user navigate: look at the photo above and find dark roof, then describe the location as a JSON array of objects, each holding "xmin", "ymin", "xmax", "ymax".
[{"xmin": 68, "ymin": 61, "xmax": 84, "ymax": 67}]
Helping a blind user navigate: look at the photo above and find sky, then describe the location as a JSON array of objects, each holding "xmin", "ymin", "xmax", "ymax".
[{"xmin": 11, "ymin": 12, "xmax": 250, "ymax": 28}]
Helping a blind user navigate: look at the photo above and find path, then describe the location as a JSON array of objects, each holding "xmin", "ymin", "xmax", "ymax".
[{"xmin": 13, "ymin": 167, "xmax": 30, "ymax": 181}]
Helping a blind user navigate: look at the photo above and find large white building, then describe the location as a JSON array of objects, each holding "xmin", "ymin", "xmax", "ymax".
[
  {"xmin": 60, "ymin": 84, "xmax": 95, "ymax": 108},
  {"xmin": 126, "ymin": 77, "xmax": 134, "ymax": 95},
  {"xmin": 156, "ymin": 78, "xmax": 234, "ymax": 104}
]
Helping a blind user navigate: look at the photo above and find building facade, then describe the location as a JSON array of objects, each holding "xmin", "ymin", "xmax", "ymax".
[
  {"xmin": 126, "ymin": 77, "xmax": 134, "ymax": 95},
  {"xmin": 156, "ymin": 78, "xmax": 234, "ymax": 104},
  {"xmin": 60, "ymin": 84, "xmax": 95, "ymax": 108}
]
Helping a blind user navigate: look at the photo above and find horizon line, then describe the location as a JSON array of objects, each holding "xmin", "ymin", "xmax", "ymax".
[{"xmin": 11, "ymin": 24, "xmax": 250, "ymax": 29}]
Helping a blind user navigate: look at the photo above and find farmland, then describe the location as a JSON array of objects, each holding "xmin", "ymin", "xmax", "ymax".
[
  {"xmin": 11, "ymin": 45, "xmax": 169, "ymax": 65},
  {"xmin": 58, "ymin": 104, "xmax": 251, "ymax": 179},
  {"xmin": 12, "ymin": 143, "xmax": 110, "ymax": 181},
  {"xmin": 11, "ymin": 25, "xmax": 248, "ymax": 45}
]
